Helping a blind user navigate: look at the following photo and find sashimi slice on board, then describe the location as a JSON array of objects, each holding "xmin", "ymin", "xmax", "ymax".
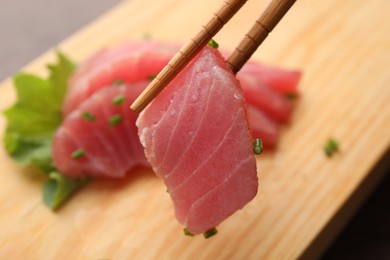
[
  {"xmin": 50, "ymin": 40, "xmax": 300, "ymax": 233},
  {"xmin": 240, "ymin": 61, "xmax": 301, "ymax": 96},
  {"xmin": 137, "ymin": 46, "xmax": 258, "ymax": 234},
  {"xmin": 63, "ymin": 41, "xmax": 179, "ymax": 115},
  {"xmin": 53, "ymin": 82, "xmax": 150, "ymax": 178}
]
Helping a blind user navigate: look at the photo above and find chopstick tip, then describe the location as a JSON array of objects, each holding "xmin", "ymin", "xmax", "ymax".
[{"xmin": 130, "ymin": 99, "xmax": 143, "ymax": 113}]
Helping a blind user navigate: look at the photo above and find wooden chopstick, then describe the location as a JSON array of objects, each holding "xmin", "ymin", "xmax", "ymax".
[
  {"xmin": 227, "ymin": 0, "xmax": 296, "ymax": 73},
  {"xmin": 131, "ymin": 0, "xmax": 247, "ymax": 113},
  {"xmin": 131, "ymin": 0, "xmax": 296, "ymax": 113}
]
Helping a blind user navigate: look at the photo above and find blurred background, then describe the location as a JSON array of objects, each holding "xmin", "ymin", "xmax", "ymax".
[
  {"xmin": 0, "ymin": 0, "xmax": 389, "ymax": 258},
  {"xmin": 0, "ymin": 0, "xmax": 121, "ymax": 79}
]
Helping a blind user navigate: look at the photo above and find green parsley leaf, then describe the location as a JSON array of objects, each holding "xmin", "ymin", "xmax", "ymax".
[
  {"xmin": 3, "ymin": 51, "xmax": 75, "ymax": 167},
  {"xmin": 43, "ymin": 171, "xmax": 89, "ymax": 210},
  {"xmin": 2, "ymin": 51, "xmax": 89, "ymax": 210}
]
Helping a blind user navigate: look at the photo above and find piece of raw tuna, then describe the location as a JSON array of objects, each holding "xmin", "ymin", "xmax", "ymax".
[
  {"xmin": 63, "ymin": 41, "xmax": 179, "ymax": 115},
  {"xmin": 53, "ymin": 82, "xmax": 150, "ymax": 178},
  {"xmin": 247, "ymin": 104, "xmax": 279, "ymax": 148},
  {"xmin": 238, "ymin": 72, "xmax": 294, "ymax": 122},
  {"xmin": 137, "ymin": 46, "xmax": 258, "ymax": 234},
  {"xmin": 240, "ymin": 61, "xmax": 301, "ymax": 96}
]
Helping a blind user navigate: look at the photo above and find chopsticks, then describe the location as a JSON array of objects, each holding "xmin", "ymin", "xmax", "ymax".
[
  {"xmin": 131, "ymin": 0, "xmax": 296, "ymax": 113},
  {"xmin": 227, "ymin": 0, "xmax": 296, "ymax": 73},
  {"xmin": 131, "ymin": 0, "xmax": 247, "ymax": 113}
]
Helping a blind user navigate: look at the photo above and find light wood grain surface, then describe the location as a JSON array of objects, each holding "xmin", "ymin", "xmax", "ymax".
[{"xmin": 0, "ymin": 0, "xmax": 389, "ymax": 259}]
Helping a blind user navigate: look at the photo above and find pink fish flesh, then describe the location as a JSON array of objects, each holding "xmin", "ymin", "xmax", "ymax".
[
  {"xmin": 53, "ymin": 82, "xmax": 149, "ymax": 178},
  {"xmin": 137, "ymin": 46, "xmax": 258, "ymax": 234},
  {"xmin": 63, "ymin": 41, "xmax": 179, "ymax": 115}
]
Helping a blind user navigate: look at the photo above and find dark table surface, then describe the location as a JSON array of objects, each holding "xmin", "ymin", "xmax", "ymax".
[{"xmin": 1, "ymin": 0, "xmax": 389, "ymax": 259}]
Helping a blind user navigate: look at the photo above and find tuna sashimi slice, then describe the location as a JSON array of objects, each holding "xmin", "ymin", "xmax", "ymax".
[
  {"xmin": 240, "ymin": 61, "xmax": 301, "ymax": 96},
  {"xmin": 63, "ymin": 41, "xmax": 179, "ymax": 115},
  {"xmin": 238, "ymin": 72, "xmax": 293, "ymax": 122},
  {"xmin": 137, "ymin": 46, "xmax": 258, "ymax": 234},
  {"xmin": 247, "ymin": 104, "xmax": 279, "ymax": 148},
  {"xmin": 53, "ymin": 82, "xmax": 150, "ymax": 178}
]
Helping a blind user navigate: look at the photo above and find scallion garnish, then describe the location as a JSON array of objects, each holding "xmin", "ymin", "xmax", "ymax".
[
  {"xmin": 286, "ymin": 93, "xmax": 297, "ymax": 100},
  {"xmin": 112, "ymin": 79, "xmax": 124, "ymax": 85},
  {"xmin": 324, "ymin": 138, "xmax": 339, "ymax": 157},
  {"xmin": 109, "ymin": 114, "xmax": 122, "ymax": 126},
  {"xmin": 147, "ymin": 75, "xmax": 156, "ymax": 81},
  {"xmin": 82, "ymin": 112, "xmax": 95, "ymax": 121},
  {"xmin": 112, "ymin": 94, "xmax": 125, "ymax": 106},
  {"xmin": 253, "ymin": 139, "xmax": 263, "ymax": 155},
  {"xmin": 203, "ymin": 227, "xmax": 218, "ymax": 239},
  {"xmin": 183, "ymin": 228, "xmax": 194, "ymax": 237},
  {"xmin": 208, "ymin": 39, "xmax": 219, "ymax": 49},
  {"xmin": 71, "ymin": 148, "xmax": 85, "ymax": 160}
]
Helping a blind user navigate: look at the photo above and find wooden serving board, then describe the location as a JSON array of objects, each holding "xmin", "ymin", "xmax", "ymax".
[{"xmin": 0, "ymin": 0, "xmax": 389, "ymax": 259}]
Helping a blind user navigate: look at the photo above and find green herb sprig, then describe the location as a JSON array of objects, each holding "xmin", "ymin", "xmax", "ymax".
[{"xmin": 3, "ymin": 51, "xmax": 88, "ymax": 210}]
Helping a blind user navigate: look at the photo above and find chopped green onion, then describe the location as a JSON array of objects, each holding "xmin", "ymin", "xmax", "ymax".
[
  {"xmin": 208, "ymin": 39, "xmax": 219, "ymax": 49},
  {"xmin": 112, "ymin": 94, "xmax": 125, "ymax": 106},
  {"xmin": 253, "ymin": 139, "xmax": 263, "ymax": 155},
  {"xmin": 324, "ymin": 138, "xmax": 339, "ymax": 157},
  {"xmin": 328, "ymin": 139, "xmax": 339, "ymax": 150},
  {"xmin": 203, "ymin": 227, "xmax": 218, "ymax": 239},
  {"xmin": 324, "ymin": 146, "xmax": 333, "ymax": 156},
  {"xmin": 183, "ymin": 228, "xmax": 194, "ymax": 237},
  {"xmin": 109, "ymin": 114, "xmax": 122, "ymax": 126},
  {"xmin": 286, "ymin": 93, "xmax": 297, "ymax": 100},
  {"xmin": 82, "ymin": 112, "xmax": 95, "ymax": 121},
  {"xmin": 71, "ymin": 148, "xmax": 85, "ymax": 160},
  {"xmin": 112, "ymin": 79, "xmax": 124, "ymax": 85},
  {"xmin": 147, "ymin": 75, "xmax": 156, "ymax": 81}
]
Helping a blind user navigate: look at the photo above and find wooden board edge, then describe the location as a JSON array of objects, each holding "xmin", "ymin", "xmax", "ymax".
[{"xmin": 299, "ymin": 147, "xmax": 390, "ymax": 259}]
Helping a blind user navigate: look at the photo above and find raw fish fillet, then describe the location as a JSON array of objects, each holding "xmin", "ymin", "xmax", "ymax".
[
  {"xmin": 247, "ymin": 104, "xmax": 279, "ymax": 148},
  {"xmin": 240, "ymin": 61, "xmax": 301, "ymax": 96},
  {"xmin": 53, "ymin": 82, "xmax": 149, "ymax": 178},
  {"xmin": 237, "ymin": 73, "xmax": 293, "ymax": 122},
  {"xmin": 63, "ymin": 41, "xmax": 179, "ymax": 115},
  {"xmin": 137, "ymin": 46, "xmax": 258, "ymax": 234}
]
